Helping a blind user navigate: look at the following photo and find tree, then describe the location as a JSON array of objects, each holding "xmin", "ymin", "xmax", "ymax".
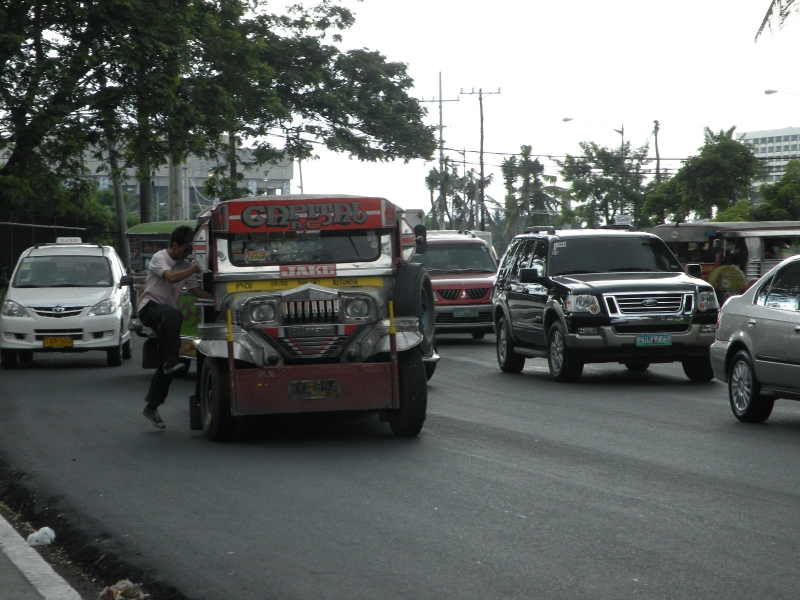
[
  {"xmin": 751, "ymin": 159, "xmax": 800, "ymax": 220},
  {"xmin": 644, "ymin": 127, "xmax": 762, "ymax": 224},
  {"xmin": 555, "ymin": 140, "xmax": 650, "ymax": 228},
  {"xmin": 500, "ymin": 146, "xmax": 558, "ymax": 237},
  {"xmin": 756, "ymin": 0, "xmax": 798, "ymax": 40}
]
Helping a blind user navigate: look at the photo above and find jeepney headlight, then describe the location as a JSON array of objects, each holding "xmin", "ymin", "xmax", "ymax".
[
  {"xmin": 87, "ymin": 298, "xmax": 117, "ymax": 316},
  {"xmin": 566, "ymin": 293, "xmax": 601, "ymax": 315},
  {"xmin": 1, "ymin": 300, "xmax": 29, "ymax": 317},
  {"xmin": 345, "ymin": 299, "xmax": 370, "ymax": 319},
  {"xmin": 250, "ymin": 302, "xmax": 276, "ymax": 323},
  {"xmin": 697, "ymin": 291, "xmax": 718, "ymax": 312}
]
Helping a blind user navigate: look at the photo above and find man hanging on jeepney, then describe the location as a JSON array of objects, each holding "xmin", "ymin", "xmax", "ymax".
[
  {"xmin": 138, "ymin": 225, "xmax": 214, "ymax": 430},
  {"xmin": 708, "ymin": 254, "xmax": 747, "ymax": 303}
]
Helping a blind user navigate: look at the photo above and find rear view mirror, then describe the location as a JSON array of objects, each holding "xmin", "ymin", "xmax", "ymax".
[
  {"xmin": 520, "ymin": 268, "xmax": 544, "ymax": 284},
  {"xmin": 414, "ymin": 224, "xmax": 427, "ymax": 254},
  {"xmin": 686, "ymin": 263, "xmax": 702, "ymax": 278}
]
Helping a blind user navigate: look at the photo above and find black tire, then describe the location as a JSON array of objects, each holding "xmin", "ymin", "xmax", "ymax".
[
  {"xmin": 548, "ymin": 321, "xmax": 583, "ymax": 382},
  {"xmin": 107, "ymin": 333, "xmax": 123, "ymax": 367},
  {"xmin": 394, "ymin": 264, "xmax": 435, "ymax": 355},
  {"xmin": 682, "ymin": 356, "xmax": 714, "ymax": 382},
  {"xmin": 424, "ymin": 361, "xmax": 437, "ymax": 381},
  {"xmin": 173, "ymin": 357, "xmax": 192, "ymax": 378},
  {"xmin": 200, "ymin": 357, "xmax": 236, "ymax": 441},
  {"xmin": 388, "ymin": 349, "xmax": 428, "ymax": 437},
  {"xmin": 728, "ymin": 350, "xmax": 774, "ymax": 423},
  {"xmin": 471, "ymin": 331, "xmax": 485, "ymax": 340},
  {"xmin": 625, "ymin": 363, "xmax": 649, "ymax": 371},
  {"xmin": 18, "ymin": 350, "xmax": 34, "ymax": 363},
  {"xmin": 496, "ymin": 316, "xmax": 525, "ymax": 373},
  {"xmin": 1, "ymin": 349, "xmax": 18, "ymax": 370},
  {"xmin": 122, "ymin": 339, "xmax": 132, "ymax": 360}
]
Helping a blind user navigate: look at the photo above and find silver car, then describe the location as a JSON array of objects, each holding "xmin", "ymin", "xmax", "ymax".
[{"xmin": 711, "ymin": 255, "xmax": 800, "ymax": 422}]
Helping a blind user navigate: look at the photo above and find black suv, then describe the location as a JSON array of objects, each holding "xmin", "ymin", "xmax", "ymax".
[{"xmin": 492, "ymin": 228, "xmax": 719, "ymax": 382}]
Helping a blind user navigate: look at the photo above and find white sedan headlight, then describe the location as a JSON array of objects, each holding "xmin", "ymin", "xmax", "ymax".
[
  {"xmin": 697, "ymin": 291, "xmax": 719, "ymax": 312},
  {"xmin": 566, "ymin": 293, "xmax": 601, "ymax": 315},
  {"xmin": 1, "ymin": 300, "xmax": 29, "ymax": 317},
  {"xmin": 87, "ymin": 298, "xmax": 117, "ymax": 316}
]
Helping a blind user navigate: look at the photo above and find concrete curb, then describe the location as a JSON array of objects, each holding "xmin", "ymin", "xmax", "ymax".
[{"xmin": 0, "ymin": 514, "xmax": 82, "ymax": 600}]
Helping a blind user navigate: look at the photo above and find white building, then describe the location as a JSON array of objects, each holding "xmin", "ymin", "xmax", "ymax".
[{"xmin": 739, "ymin": 126, "xmax": 800, "ymax": 201}]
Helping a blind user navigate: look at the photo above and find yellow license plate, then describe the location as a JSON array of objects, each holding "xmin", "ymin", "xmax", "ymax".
[
  {"xmin": 227, "ymin": 277, "xmax": 383, "ymax": 293},
  {"xmin": 44, "ymin": 336, "xmax": 73, "ymax": 348},
  {"xmin": 288, "ymin": 379, "xmax": 340, "ymax": 400},
  {"xmin": 180, "ymin": 339, "xmax": 197, "ymax": 357}
]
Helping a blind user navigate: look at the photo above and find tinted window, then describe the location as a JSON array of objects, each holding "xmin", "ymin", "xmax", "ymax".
[
  {"xmin": 755, "ymin": 274, "xmax": 774, "ymax": 306},
  {"xmin": 496, "ymin": 240, "xmax": 522, "ymax": 284},
  {"xmin": 512, "ymin": 240, "xmax": 536, "ymax": 281},
  {"xmin": 549, "ymin": 236, "xmax": 683, "ymax": 276},
  {"xmin": 765, "ymin": 263, "xmax": 800, "ymax": 310},
  {"xmin": 531, "ymin": 240, "xmax": 547, "ymax": 276},
  {"xmin": 412, "ymin": 242, "xmax": 496, "ymax": 273}
]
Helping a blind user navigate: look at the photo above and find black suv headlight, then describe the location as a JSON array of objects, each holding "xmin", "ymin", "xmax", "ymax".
[
  {"xmin": 566, "ymin": 293, "xmax": 601, "ymax": 315},
  {"xmin": 697, "ymin": 291, "xmax": 718, "ymax": 312}
]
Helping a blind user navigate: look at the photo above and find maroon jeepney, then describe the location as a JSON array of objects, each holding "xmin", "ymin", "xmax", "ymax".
[{"xmin": 188, "ymin": 195, "xmax": 437, "ymax": 441}]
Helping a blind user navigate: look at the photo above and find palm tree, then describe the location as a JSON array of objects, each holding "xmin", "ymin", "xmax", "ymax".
[{"xmin": 756, "ymin": 0, "xmax": 797, "ymax": 40}]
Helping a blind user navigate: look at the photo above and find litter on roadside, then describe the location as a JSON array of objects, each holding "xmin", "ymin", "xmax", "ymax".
[
  {"xmin": 97, "ymin": 579, "xmax": 151, "ymax": 600},
  {"xmin": 26, "ymin": 526, "xmax": 55, "ymax": 546}
]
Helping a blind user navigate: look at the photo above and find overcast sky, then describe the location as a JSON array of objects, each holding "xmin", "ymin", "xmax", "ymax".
[{"xmin": 286, "ymin": 1, "xmax": 800, "ymax": 213}]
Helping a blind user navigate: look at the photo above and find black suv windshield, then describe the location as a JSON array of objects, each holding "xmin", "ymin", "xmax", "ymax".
[
  {"xmin": 549, "ymin": 236, "xmax": 683, "ymax": 276},
  {"xmin": 412, "ymin": 242, "xmax": 496, "ymax": 273}
]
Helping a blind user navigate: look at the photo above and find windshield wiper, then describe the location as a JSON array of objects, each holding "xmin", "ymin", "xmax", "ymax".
[{"xmin": 13, "ymin": 284, "xmax": 39, "ymax": 288}]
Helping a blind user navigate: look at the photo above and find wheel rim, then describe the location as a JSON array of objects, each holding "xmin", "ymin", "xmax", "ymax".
[
  {"xmin": 730, "ymin": 359, "xmax": 752, "ymax": 413},
  {"xmin": 550, "ymin": 329, "xmax": 564, "ymax": 373},
  {"xmin": 419, "ymin": 289, "xmax": 430, "ymax": 330},
  {"xmin": 498, "ymin": 322, "xmax": 507, "ymax": 363}
]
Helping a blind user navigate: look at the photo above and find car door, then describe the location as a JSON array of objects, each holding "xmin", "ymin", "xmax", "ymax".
[
  {"xmin": 748, "ymin": 263, "xmax": 800, "ymax": 388},
  {"xmin": 506, "ymin": 239, "xmax": 541, "ymax": 345}
]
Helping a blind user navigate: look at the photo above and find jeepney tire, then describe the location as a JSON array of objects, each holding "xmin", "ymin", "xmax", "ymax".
[
  {"xmin": 548, "ymin": 321, "xmax": 584, "ymax": 383},
  {"xmin": 625, "ymin": 363, "xmax": 649, "ymax": 371},
  {"xmin": 107, "ymin": 335, "xmax": 123, "ymax": 367},
  {"xmin": 122, "ymin": 339, "xmax": 132, "ymax": 360},
  {"xmin": 394, "ymin": 264, "xmax": 435, "ymax": 355},
  {"xmin": 200, "ymin": 357, "xmax": 236, "ymax": 442},
  {"xmin": 471, "ymin": 332, "xmax": 485, "ymax": 340},
  {"xmin": 388, "ymin": 349, "xmax": 428, "ymax": 437},
  {"xmin": 728, "ymin": 350, "xmax": 774, "ymax": 423},
  {"xmin": 18, "ymin": 351, "xmax": 34, "ymax": 363},
  {"xmin": 424, "ymin": 361, "xmax": 437, "ymax": 381},
  {"xmin": 173, "ymin": 358, "xmax": 191, "ymax": 379},
  {"xmin": 682, "ymin": 356, "xmax": 714, "ymax": 382},
  {"xmin": 1, "ymin": 349, "xmax": 18, "ymax": 369},
  {"xmin": 496, "ymin": 316, "xmax": 525, "ymax": 374}
]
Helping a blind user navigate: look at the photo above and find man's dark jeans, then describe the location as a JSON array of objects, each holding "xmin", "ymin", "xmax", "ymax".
[{"xmin": 138, "ymin": 302, "xmax": 183, "ymax": 408}]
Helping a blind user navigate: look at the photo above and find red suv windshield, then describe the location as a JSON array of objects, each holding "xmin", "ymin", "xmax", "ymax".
[{"xmin": 412, "ymin": 242, "xmax": 496, "ymax": 273}]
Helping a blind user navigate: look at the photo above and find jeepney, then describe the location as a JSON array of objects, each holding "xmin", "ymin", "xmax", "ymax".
[
  {"xmin": 126, "ymin": 220, "xmax": 201, "ymax": 373},
  {"xmin": 188, "ymin": 195, "xmax": 437, "ymax": 441}
]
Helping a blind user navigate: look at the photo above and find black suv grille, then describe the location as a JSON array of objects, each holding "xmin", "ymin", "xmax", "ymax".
[{"xmin": 605, "ymin": 293, "xmax": 686, "ymax": 315}]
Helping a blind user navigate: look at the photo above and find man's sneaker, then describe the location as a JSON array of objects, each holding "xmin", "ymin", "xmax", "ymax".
[
  {"xmin": 143, "ymin": 407, "xmax": 166, "ymax": 430},
  {"xmin": 163, "ymin": 362, "xmax": 187, "ymax": 376}
]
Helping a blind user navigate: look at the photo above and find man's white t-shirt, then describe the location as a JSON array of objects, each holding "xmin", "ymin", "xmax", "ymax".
[{"xmin": 138, "ymin": 249, "xmax": 199, "ymax": 310}]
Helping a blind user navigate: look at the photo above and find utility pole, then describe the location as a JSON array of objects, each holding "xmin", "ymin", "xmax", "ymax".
[
  {"xmin": 653, "ymin": 120, "xmax": 661, "ymax": 185},
  {"xmin": 460, "ymin": 86, "xmax": 500, "ymax": 231},
  {"xmin": 420, "ymin": 72, "xmax": 459, "ymax": 227}
]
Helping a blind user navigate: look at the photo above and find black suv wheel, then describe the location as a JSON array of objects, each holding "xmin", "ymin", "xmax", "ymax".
[{"xmin": 496, "ymin": 316, "xmax": 525, "ymax": 373}]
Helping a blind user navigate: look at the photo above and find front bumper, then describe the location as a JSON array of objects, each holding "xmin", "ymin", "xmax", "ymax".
[
  {"xmin": 709, "ymin": 339, "xmax": 730, "ymax": 382},
  {"xmin": 434, "ymin": 303, "xmax": 493, "ymax": 333},
  {"xmin": 0, "ymin": 314, "xmax": 125, "ymax": 351}
]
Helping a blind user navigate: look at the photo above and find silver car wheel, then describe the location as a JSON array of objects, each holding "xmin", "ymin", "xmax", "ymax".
[
  {"xmin": 730, "ymin": 359, "xmax": 752, "ymax": 413},
  {"xmin": 550, "ymin": 329, "xmax": 564, "ymax": 373},
  {"xmin": 498, "ymin": 322, "xmax": 507, "ymax": 363}
]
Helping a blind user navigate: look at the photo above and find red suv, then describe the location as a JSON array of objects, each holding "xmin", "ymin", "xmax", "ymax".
[{"xmin": 412, "ymin": 231, "xmax": 498, "ymax": 339}]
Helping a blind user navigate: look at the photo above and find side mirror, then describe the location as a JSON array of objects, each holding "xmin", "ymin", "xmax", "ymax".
[
  {"xmin": 686, "ymin": 264, "xmax": 702, "ymax": 278},
  {"xmin": 119, "ymin": 275, "xmax": 134, "ymax": 287},
  {"xmin": 414, "ymin": 224, "xmax": 427, "ymax": 254},
  {"xmin": 0, "ymin": 276, "xmax": 8, "ymax": 289},
  {"xmin": 520, "ymin": 267, "xmax": 544, "ymax": 284}
]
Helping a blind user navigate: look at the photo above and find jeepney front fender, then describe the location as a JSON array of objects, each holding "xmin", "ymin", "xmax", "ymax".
[
  {"xmin": 361, "ymin": 316, "xmax": 423, "ymax": 356},
  {"xmin": 194, "ymin": 338, "xmax": 261, "ymax": 364}
]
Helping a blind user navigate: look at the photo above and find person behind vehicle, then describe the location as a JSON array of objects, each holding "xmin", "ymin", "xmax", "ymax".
[
  {"xmin": 138, "ymin": 225, "xmax": 213, "ymax": 429},
  {"xmin": 84, "ymin": 262, "xmax": 110, "ymax": 285},
  {"xmin": 707, "ymin": 254, "xmax": 746, "ymax": 301}
]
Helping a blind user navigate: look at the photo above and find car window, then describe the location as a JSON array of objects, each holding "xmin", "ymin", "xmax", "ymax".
[
  {"xmin": 754, "ymin": 274, "xmax": 774, "ymax": 306},
  {"xmin": 411, "ymin": 241, "xmax": 496, "ymax": 273},
  {"xmin": 13, "ymin": 256, "xmax": 113, "ymax": 288},
  {"xmin": 512, "ymin": 240, "xmax": 536, "ymax": 281},
  {"xmin": 764, "ymin": 263, "xmax": 800, "ymax": 310},
  {"xmin": 531, "ymin": 240, "xmax": 547, "ymax": 276},
  {"xmin": 496, "ymin": 239, "xmax": 522, "ymax": 285}
]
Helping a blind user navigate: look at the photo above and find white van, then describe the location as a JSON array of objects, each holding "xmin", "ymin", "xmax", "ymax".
[{"xmin": 0, "ymin": 239, "xmax": 134, "ymax": 368}]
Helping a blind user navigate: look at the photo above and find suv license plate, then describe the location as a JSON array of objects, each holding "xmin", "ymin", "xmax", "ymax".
[
  {"xmin": 636, "ymin": 333, "xmax": 672, "ymax": 347},
  {"xmin": 453, "ymin": 308, "xmax": 479, "ymax": 318},
  {"xmin": 43, "ymin": 336, "xmax": 73, "ymax": 348},
  {"xmin": 288, "ymin": 379, "xmax": 340, "ymax": 400}
]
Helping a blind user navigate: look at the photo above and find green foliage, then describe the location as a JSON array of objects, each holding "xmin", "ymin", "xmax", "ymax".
[
  {"xmin": 424, "ymin": 159, "xmax": 492, "ymax": 231},
  {"xmin": 500, "ymin": 146, "xmax": 560, "ymax": 242},
  {"xmin": 644, "ymin": 126, "xmax": 761, "ymax": 224},
  {"xmin": 751, "ymin": 159, "xmax": 800, "ymax": 220},
  {"xmin": 714, "ymin": 199, "xmax": 755, "ymax": 222}
]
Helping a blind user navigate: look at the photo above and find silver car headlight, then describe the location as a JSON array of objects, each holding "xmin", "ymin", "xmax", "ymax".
[
  {"xmin": 566, "ymin": 293, "xmax": 601, "ymax": 315},
  {"xmin": 87, "ymin": 298, "xmax": 118, "ymax": 316},
  {"xmin": 250, "ymin": 302, "xmax": 277, "ymax": 323},
  {"xmin": 1, "ymin": 300, "xmax": 30, "ymax": 317},
  {"xmin": 697, "ymin": 291, "xmax": 718, "ymax": 312},
  {"xmin": 345, "ymin": 299, "xmax": 370, "ymax": 319}
]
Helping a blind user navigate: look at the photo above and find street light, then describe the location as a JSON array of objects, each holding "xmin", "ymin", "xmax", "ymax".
[
  {"xmin": 764, "ymin": 89, "xmax": 800, "ymax": 97},
  {"xmin": 562, "ymin": 117, "xmax": 624, "ymax": 148}
]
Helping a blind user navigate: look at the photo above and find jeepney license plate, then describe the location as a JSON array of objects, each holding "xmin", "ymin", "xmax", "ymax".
[
  {"xmin": 636, "ymin": 333, "xmax": 672, "ymax": 347},
  {"xmin": 43, "ymin": 336, "xmax": 73, "ymax": 348},
  {"xmin": 180, "ymin": 339, "xmax": 197, "ymax": 357},
  {"xmin": 453, "ymin": 307, "xmax": 479, "ymax": 318},
  {"xmin": 288, "ymin": 379, "xmax": 340, "ymax": 400}
]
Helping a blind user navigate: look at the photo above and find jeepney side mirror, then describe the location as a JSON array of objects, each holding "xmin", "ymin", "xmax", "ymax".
[
  {"xmin": 686, "ymin": 264, "xmax": 702, "ymax": 278},
  {"xmin": 520, "ymin": 268, "xmax": 544, "ymax": 284},
  {"xmin": 0, "ymin": 277, "xmax": 8, "ymax": 289},
  {"xmin": 119, "ymin": 275, "xmax": 134, "ymax": 287},
  {"xmin": 414, "ymin": 224, "xmax": 427, "ymax": 254}
]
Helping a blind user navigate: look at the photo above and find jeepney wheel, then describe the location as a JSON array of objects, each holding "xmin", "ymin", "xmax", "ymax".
[
  {"xmin": 200, "ymin": 357, "xmax": 236, "ymax": 441},
  {"xmin": 173, "ymin": 357, "xmax": 191, "ymax": 379},
  {"xmin": 496, "ymin": 316, "xmax": 525, "ymax": 374},
  {"xmin": 548, "ymin": 321, "xmax": 583, "ymax": 383},
  {"xmin": 388, "ymin": 348, "xmax": 428, "ymax": 437},
  {"xmin": 682, "ymin": 356, "xmax": 714, "ymax": 382},
  {"xmin": 1, "ymin": 349, "xmax": 18, "ymax": 369},
  {"xmin": 394, "ymin": 264, "xmax": 435, "ymax": 355},
  {"xmin": 728, "ymin": 350, "xmax": 774, "ymax": 423}
]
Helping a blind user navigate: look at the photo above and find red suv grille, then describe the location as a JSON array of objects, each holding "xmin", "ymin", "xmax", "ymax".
[
  {"xmin": 439, "ymin": 289, "xmax": 460, "ymax": 300},
  {"xmin": 438, "ymin": 288, "xmax": 490, "ymax": 301}
]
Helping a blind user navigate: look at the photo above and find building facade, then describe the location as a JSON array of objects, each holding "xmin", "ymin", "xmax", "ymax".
[{"xmin": 739, "ymin": 126, "xmax": 800, "ymax": 201}]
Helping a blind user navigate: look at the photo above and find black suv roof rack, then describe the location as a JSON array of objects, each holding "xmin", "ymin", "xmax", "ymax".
[
  {"xmin": 599, "ymin": 224, "xmax": 637, "ymax": 231},
  {"xmin": 523, "ymin": 226, "xmax": 556, "ymax": 234}
]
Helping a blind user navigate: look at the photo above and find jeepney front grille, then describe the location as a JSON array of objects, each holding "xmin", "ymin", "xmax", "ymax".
[
  {"xmin": 274, "ymin": 335, "xmax": 347, "ymax": 358},
  {"xmin": 31, "ymin": 306, "xmax": 85, "ymax": 318},
  {"xmin": 604, "ymin": 293, "xmax": 686, "ymax": 315},
  {"xmin": 34, "ymin": 329, "xmax": 83, "ymax": 341},
  {"xmin": 282, "ymin": 300, "xmax": 340, "ymax": 325}
]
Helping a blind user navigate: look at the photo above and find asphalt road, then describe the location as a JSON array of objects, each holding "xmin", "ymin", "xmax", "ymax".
[{"xmin": 2, "ymin": 334, "xmax": 800, "ymax": 600}]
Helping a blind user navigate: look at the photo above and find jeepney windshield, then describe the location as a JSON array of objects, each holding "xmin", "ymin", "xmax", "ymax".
[{"xmin": 227, "ymin": 230, "xmax": 383, "ymax": 267}]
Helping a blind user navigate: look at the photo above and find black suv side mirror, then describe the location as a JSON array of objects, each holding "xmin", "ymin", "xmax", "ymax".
[
  {"xmin": 414, "ymin": 224, "xmax": 427, "ymax": 254},
  {"xmin": 520, "ymin": 268, "xmax": 544, "ymax": 284},
  {"xmin": 685, "ymin": 264, "xmax": 702, "ymax": 278},
  {"xmin": 119, "ymin": 275, "xmax": 134, "ymax": 287}
]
